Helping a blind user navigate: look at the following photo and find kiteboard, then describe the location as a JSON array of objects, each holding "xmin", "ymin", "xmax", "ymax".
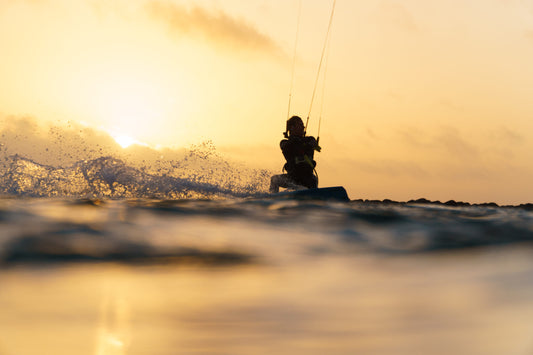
[{"xmin": 265, "ymin": 186, "xmax": 350, "ymax": 202}]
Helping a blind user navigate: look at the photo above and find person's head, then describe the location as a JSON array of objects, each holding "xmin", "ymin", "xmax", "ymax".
[{"xmin": 286, "ymin": 116, "xmax": 305, "ymax": 137}]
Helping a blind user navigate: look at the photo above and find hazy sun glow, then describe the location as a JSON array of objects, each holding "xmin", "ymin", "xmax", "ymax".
[
  {"xmin": 90, "ymin": 74, "xmax": 172, "ymax": 141},
  {"xmin": 112, "ymin": 134, "xmax": 145, "ymax": 149}
]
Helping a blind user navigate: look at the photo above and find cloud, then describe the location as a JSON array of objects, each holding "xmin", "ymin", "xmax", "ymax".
[
  {"xmin": 350, "ymin": 159, "xmax": 430, "ymax": 178},
  {"xmin": 438, "ymin": 99, "xmax": 464, "ymax": 112},
  {"xmin": 435, "ymin": 127, "xmax": 479, "ymax": 158},
  {"xmin": 146, "ymin": 1, "xmax": 283, "ymax": 55},
  {"xmin": 396, "ymin": 127, "xmax": 431, "ymax": 149},
  {"xmin": 0, "ymin": 115, "xmax": 122, "ymax": 167},
  {"xmin": 395, "ymin": 125, "xmax": 479, "ymax": 159},
  {"xmin": 0, "ymin": 115, "xmax": 216, "ymax": 169},
  {"xmin": 491, "ymin": 126, "xmax": 524, "ymax": 144}
]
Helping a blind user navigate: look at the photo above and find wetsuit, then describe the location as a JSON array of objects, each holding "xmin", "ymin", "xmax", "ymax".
[{"xmin": 280, "ymin": 135, "xmax": 318, "ymax": 189}]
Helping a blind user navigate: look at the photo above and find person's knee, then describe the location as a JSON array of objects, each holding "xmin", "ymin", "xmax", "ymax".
[{"xmin": 269, "ymin": 175, "xmax": 280, "ymax": 193}]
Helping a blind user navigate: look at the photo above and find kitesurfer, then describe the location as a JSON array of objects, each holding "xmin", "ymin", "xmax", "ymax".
[{"xmin": 270, "ymin": 115, "xmax": 321, "ymax": 193}]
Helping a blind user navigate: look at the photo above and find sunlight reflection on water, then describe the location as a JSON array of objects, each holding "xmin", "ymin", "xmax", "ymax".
[
  {"xmin": 95, "ymin": 281, "xmax": 130, "ymax": 355},
  {"xmin": 1, "ymin": 249, "xmax": 533, "ymax": 355}
]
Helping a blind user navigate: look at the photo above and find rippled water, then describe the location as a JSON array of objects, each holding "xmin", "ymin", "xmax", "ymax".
[{"xmin": 1, "ymin": 196, "xmax": 533, "ymax": 355}]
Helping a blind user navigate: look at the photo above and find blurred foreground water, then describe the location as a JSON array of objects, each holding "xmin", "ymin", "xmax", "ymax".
[{"xmin": 1, "ymin": 197, "xmax": 533, "ymax": 355}]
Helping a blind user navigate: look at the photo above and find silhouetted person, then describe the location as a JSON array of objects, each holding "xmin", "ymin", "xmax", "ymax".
[{"xmin": 270, "ymin": 115, "xmax": 320, "ymax": 193}]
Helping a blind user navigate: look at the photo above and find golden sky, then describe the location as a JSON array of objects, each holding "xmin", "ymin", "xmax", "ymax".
[{"xmin": 1, "ymin": 0, "xmax": 532, "ymax": 204}]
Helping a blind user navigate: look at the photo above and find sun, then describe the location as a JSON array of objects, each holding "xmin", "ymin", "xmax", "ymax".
[
  {"xmin": 90, "ymin": 72, "xmax": 175, "ymax": 145},
  {"xmin": 112, "ymin": 134, "xmax": 140, "ymax": 149}
]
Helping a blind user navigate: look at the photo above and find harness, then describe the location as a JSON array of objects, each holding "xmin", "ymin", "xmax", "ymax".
[
  {"xmin": 282, "ymin": 143, "xmax": 319, "ymax": 185},
  {"xmin": 295, "ymin": 154, "xmax": 315, "ymax": 169}
]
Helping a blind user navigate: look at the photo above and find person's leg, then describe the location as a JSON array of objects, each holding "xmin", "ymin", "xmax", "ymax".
[
  {"xmin": 296, "ymin": 174, "xmax": 318, "ymax": 189},
  {"xmin": 271, "ymin": 174, "xmax": 311, "ymax": 193},
  {"xmin": 310, "ymin": 174, "xmax": 318, "ymax": 189},
  {"xmin": 270, "ymin": 174, "xmax": 290, "ymax": 193}
]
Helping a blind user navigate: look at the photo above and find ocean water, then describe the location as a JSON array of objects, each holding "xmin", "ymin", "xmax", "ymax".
[{"xmin": 1, "ymin": 155, "xmax": 533, "ymax": 355}]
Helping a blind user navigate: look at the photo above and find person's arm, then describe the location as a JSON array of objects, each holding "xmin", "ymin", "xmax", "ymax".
[
  {"xmin": 308, "ymin": 137, "xmax": 321, "ymax": 152},
  {"xmin": 315, "ymin": 138, "xmax": 321, "ymax": 152},
  {"xmin": 280, "ymin": 139, "xmax": 292, "ymax": 162}
]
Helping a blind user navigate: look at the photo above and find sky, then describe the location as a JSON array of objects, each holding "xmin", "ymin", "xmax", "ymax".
[{"xmin": 1, "ymin": 0, "xmax": 532, "ymax": 204}]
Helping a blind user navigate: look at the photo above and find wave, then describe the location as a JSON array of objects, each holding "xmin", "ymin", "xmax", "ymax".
[
  {"xmin": 0, "ymin": 154, "xmax": 271, "ymax": 199},
  {"xmin": 1, "ymin": 198, "xmax": 533, "ymax": 267}
]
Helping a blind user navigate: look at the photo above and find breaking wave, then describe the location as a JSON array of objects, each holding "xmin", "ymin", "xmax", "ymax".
[{"xmin": 0, "ymin": 154, "xmax": 271, "ymax": 199}]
